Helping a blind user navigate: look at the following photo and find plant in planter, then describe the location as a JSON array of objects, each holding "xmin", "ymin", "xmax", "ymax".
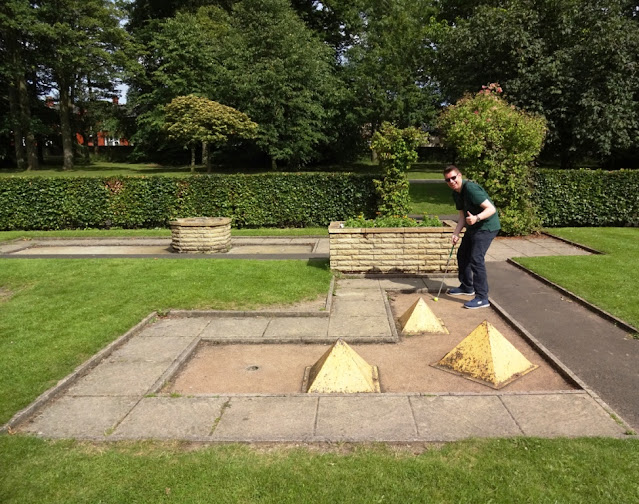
[{"xmin": 370, "ymin": 122, "xmax": 425, "ymax": 219}]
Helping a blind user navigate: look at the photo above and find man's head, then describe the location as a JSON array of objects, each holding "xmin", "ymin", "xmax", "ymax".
[{"xmin": 443, "ymin": 165, "xmax": 463, "ymax": 192}]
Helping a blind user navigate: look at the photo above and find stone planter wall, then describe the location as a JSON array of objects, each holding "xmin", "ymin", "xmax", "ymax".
[
  {"xmin": 328, "ymin": 220, "xmax": 459, "ymax": 274},
  {"xmin": 170, "ymin": 217, "xmax": 231, "ymax": 253}
]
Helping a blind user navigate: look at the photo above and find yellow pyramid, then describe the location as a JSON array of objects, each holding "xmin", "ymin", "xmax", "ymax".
[
  {"xmin": 304, "ymin": 339, "xmax": 380, "ymax": 393},
  {"xmin": 434, "ymin": 320, "xmax": 538, "ymax": 389},
  {"xmin": 398, "ymin": 297, "xmax": 448, "ymax": 334}
]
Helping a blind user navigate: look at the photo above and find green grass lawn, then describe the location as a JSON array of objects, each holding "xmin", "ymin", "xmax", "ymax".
[
  {"xmin": 409, "ymin": 182, "xmax": 456, "ymax": 215},
  {"xmin": 516, "ymin": 227, "xmax": 639, "ymax": 330},
  {"xmin": 1, "ymin": 436, "xmax": 637, "ymax": 503}
]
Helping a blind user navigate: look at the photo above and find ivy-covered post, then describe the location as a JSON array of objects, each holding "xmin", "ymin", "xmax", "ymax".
[
  {"xmin": 370, "ymin": 122, "xmax": 424, "ymax": 217},
  {"xmin": 438, "ymin": 83, "xmax": 547, "ymax": 235}
]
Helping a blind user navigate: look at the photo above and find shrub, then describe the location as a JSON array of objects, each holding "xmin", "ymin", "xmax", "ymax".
[
  {"xmin": 438, "ymin": 83, "xmax": 547, "ymax": 235},
  {"xmin": 533, "ymin": 168, "xmax": 639, "ymax": 227},
  {"xmin": 0, "ymin": 173, "xmax": 377, "ymax": 230},
  {"xmin": 343, "ymin": 214, "xmax": 442, "ymax": 228},
  {"xmin": 370, "ymin": 123, "xmax": 424, "ymax": 217}
]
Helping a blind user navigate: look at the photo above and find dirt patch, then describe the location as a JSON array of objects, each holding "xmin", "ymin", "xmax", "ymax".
[
  {"xmin": 168, "ymin": 292, "xmax": 575, "ymax": 395},
  {"xmin": 0, "ymin": 287, "xmax": 13, "ymax": 303}
]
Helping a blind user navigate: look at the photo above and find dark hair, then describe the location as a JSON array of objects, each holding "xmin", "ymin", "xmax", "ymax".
[{"xmin": 443, "ymin": 165, "xmax": 461, "ymax": 175}]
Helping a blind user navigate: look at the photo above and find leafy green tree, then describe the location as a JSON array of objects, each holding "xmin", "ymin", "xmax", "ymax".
[
  {"xmin": 34, "ymin": 0, "xmax": 132, "ymax": 170},
  {"xmin": 164, "ymin": 94, "xmax": 257, "ymax": 172},
  {"xmin": 370, "ymin": 122, "xmax": 424, "ymax": 217},
  {"xmin": 126, "ymin": 7, "xmax": 228, "ymax": 160},
  {"xmin": 438, "ymin": 83, "xmax": 547, "ymax": 235},
  {"xmin": 436, "ymin": 0, "xmax": 639, "ymax": 168},
  {"xmin": 220, "ymin": 0, "xmax": 338, "ymax": 168},
  {"xmin": 342, "ymin": 0, "xmax": 442, "ymax": 140},
  {"xmin": 0, "ymin": 0, "xmax": 39, "ymax": 170}
]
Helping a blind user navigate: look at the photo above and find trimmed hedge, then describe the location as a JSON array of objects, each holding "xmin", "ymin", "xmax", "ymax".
[
  {"xmin": 2, "ymin": 169, "xmax": 637, "ymax": 231},
  {"xmin": 533, "ymin": 169, "xmax": 639, "ymax": 227},
  {"xmin": 0, "ymin": 173, "xmax": 377, "ymax": 230}
]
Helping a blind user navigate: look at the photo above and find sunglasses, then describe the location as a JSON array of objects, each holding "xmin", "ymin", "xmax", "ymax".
[{"xmin": 445, "ymin": 175, "xmax": 458, "ymax": 183}]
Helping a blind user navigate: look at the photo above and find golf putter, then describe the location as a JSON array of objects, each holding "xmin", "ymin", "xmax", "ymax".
[{"xmin": 433, "ymin": 243, "xmax": 456, "ymax": 301}]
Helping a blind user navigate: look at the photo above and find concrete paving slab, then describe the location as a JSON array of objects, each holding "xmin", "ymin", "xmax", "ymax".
[
  {"xmin": 111, "ymin": 396, "xmax": 227, "ymax": 440},
  {"xmin": 19, "ymin": 396, "xmax": 139, "ymax": 439},
  {"xmin": 315, "ymin": 395, "xmax": 416, "ymax": 441},
  {"xmin": 377, "ymin": 278, "xmax": 429, "ymax": 291},
  {"xmin": 410, "ymin": 395, "xmax": 522, "ymax": 441},
  {"xmin": 333, "ymin": 289, "xmax": 383, "ymax": 300},
  {"xmin": 335, "ymin": 278, "xmax": 382, "ymax": 290},
  {"xmin": 263, "ymin": 317, "xmax": 329, "ymax": 340},
  {"xmin": 109, "ymin": 336, "xmax": 195, "ymax": 363},
  {"xmin": 211, "ymin": 396, "xmax": 318, "ymax": 441},
  {"xmin": 13, "ymin": 245, "xmax": 172, "ymax": 255},
  {"xmin": 67, "ymin": 360, "xmax": 170, "ymax": 396},
  {"xmin": 140, "ymin": 317, "xmax": 212, "ymax": 338},
  {"xmin": 199, "ymin": 317, "xmax": 270, "ymax": 340},
  {"xmin": 501, "ymin": 393, "xmax": 627, "ymax": 437},
  {"xmin": 331, "ymin": 298, "xmax": 387, "ymax": 318},
  {"xmin": 228, "ymin": 245, "xmax": 313, "ymax": 254},
  {"xmin": 328, "ymin": 316, "xmax": 393, "ymax": 340}
]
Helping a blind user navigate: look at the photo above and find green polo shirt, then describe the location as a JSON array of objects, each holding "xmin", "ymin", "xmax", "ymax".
[{"xmin": 452, "ymin": 180, "xmax": 501, "ymax": 232}]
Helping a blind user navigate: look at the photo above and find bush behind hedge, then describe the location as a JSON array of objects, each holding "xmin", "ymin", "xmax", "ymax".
[
  {"xmin": 0, "ymin": 173, "xmax": 377, "ymax": 230},
  {"xmin": 533, "ymin": 169, "xmax": 639, "ymax": 227}
]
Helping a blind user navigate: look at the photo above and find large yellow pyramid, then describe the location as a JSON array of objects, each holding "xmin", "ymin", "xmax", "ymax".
[
  {"xmin": 398, "ymin": 297, "xmax": 448, "ymax": 334},
  {"xmin": 434, "ymin": 320, "xmax": 538, "ymax": 389},
  {"xmin": 304, "ymin": 339, "xmax": 380, "ymax": 393}
]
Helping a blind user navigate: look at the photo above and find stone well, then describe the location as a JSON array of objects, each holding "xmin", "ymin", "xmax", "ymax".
[
  {"xmin": 328, "ymin": 220, "xmax": 459, "ymax": 274},
  {"xmin": 169, "ymin": 217, "xmax": 231, "ymax": 253}
]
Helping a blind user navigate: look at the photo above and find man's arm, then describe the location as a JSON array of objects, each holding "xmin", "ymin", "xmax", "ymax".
[{"xmin": 465, "ymin": 199, "xmax": 496, "ymax": 227}]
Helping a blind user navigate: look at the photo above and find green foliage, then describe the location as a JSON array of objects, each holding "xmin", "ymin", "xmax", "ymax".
[
  {"xmin": 344, "ymin": 214, "xmax": 442, "ymax": 228},
  {"xmin": 438, "ymin": 84, "xmax": 547, "ymax": 235},
  {"xmin": 0, "ymin": 174, "xmax": 377, "ymax": 230},
  {"xmin": 436, "ymin": 0, "xmax": 639, "ymax": 168},
  {"xmin": 533, "ymin": 169, "xmax": 639, "ymax": 227},
  {"xmin": 341, "ymin": 0, "xmax": 443, "ymax": 133},
  {"xmin": 370, "ymin": 122, "xmax": 424, "ymax": 217},
  {"xmin": 164, "ymin": 95, "xmax": 258, "ymax": 149}
]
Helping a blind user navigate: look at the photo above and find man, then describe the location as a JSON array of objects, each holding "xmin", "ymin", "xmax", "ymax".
[{"xmin": 444, "ymin": 165, "xmax": 500, "ymax": 309}]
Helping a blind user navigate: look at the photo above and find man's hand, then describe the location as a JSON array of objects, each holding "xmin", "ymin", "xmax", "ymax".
[
  {"xmin": 465, "ymin": 211, "xmax": 478, "ymax": 226},
  {"xmin": 452, "ymin": 234, "xmax": 460, "ymax": 245}
]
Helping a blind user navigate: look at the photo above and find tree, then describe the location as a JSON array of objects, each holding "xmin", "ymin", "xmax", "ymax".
[
  {"xmin": 220, "ymin": 0, "xmax": 338, "ymax": 168},
  {"xmin": 34, "ymin": 0, "xmax": 132, "ymax": 170},
  {"xmin": 164, "ymin": 94, "xmax": 257, "ymax": 172},
  {"xmin": 438, "ymin": 84, "xmax": 547, "ymax": 235},
  {"xmin": 0, "ymin": 0, "xmax": 39, "ymax": 170},
  {"xmin": 126, "ymin": 7, "xmax": 228, "ymax": 161},
  {"xmin": 342, "ymin": 0, "xmax": 442, "ymax": 140},
  {"xmin": 436, "ymin": 0, "xmax": 639, "ymax": 168}
]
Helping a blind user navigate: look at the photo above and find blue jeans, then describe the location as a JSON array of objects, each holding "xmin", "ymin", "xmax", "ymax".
[{"xmin": 457, "ymin": 229, "xmax": 498, "ymax": 300}]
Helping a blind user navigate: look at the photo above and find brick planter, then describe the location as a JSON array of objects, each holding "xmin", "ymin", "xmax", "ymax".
[
  {"xmin": 169, "ymin": 217, "xmax": 231, "ymax": 253},
  {"xmin": 328, "ymin": 220, "xmax": 459, "ymax": 274}
]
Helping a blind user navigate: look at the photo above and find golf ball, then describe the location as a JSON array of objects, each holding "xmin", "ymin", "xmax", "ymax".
[{"xmin": 433, "ymin": 297, "xmax": 439, "ymax": 302}]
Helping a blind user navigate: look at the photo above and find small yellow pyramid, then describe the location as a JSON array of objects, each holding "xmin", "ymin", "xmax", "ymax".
[
  {"xmin": 398, "ymin": 297, "xmax": 448, "ymax": 334},
  {"xmin": 304, "ymin": 339, "xmax": 380, "ymax": 393},
  {"xmin": 434, "ymin": 320, "xmax": 538, "ymax": 388}
]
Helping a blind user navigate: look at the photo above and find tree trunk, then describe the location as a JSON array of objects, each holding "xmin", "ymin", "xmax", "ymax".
[
  {"xmin": 18, "ymin": 70, "xmax": 38, "ymax": 170},
  {"xmin": 271, "ymin": 157, "xmax": 278, "ymax": 170},
  {"xmin": 191, "ymin": 147, "xmax": 196, "ymax": 172},
  {"xmin": 203, "ymin": 141, "xmax": 211, "ymax": 173},
  {"xmin": 58, "ymin": 81, "xmax": 74, "ymax": 170},
  {"xmin": 8, "ymin": 84, "xmax": 26, "ymax": 170}
]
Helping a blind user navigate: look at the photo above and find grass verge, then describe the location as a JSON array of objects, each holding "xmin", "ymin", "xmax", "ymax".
[
  {"xmin": 0, "ymin": 436, "xmax": 637, "ymax": 503},
  {"xmin": 409, "ymin": 183, "xmax": 456, "ymax": 215},
  {"xmin": 516, "ymin": 227, "xmax": 639, "ymax": 329}
]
